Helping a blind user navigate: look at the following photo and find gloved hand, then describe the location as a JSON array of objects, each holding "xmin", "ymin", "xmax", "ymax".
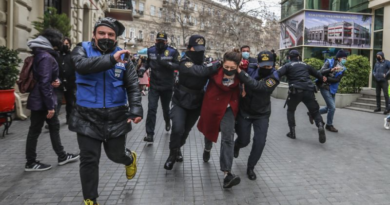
[
  {"xmin": 158, "ymin": 59, "xmax": 170, "ymax": 68},
  {"xmin": 206, "ymin": 61, "xmax": 221, "ymax": 73}
]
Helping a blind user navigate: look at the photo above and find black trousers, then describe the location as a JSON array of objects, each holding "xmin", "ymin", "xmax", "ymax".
[
  {"xmin": 376, "ymin": 80, "xmax": 390, "ymax": 110},
  {"xmin": 54, "ymin": 88, "xmax": 64, "ymax": 114},
  {"xmin": 169, "ymin": 103, "xmax": 201, "ymax": 149},
  {"xmin": 235, "ymin": 114, "xmax": 270, "ymax": 169},
  {"xmin": 64, "ymin": 87, "xmax": 76, "ymax": 122},
  {"xmin": 25, "ymin": 110, "xmax": 66, "ymax": 164},
  {"xmin": 146, "ymin": 88, "xmax": 173, "ymax": 136},
  {"xmin": 287, "ymin": 90, "xmax": 323, "ymax": 127},
  {"xmin": 77, "ymin": 133, "xmax": 132, "ymax": 200}
]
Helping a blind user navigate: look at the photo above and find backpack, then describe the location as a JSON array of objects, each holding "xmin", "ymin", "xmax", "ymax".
[{"xmin": 17, "ymin": 56, "xmax": 36, "ymax": 93}]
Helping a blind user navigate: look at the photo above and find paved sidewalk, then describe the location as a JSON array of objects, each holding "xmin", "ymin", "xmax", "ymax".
[{"xmin": 1, "ymin": 96, "xmax": 390, "ymax": 205}]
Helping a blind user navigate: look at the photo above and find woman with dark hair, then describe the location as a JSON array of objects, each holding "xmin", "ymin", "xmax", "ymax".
[
  {"xmin": 197, "ymin": 49, "xmax": 241, "ymax": 189},
  {"xmin": 25, "ymin": 28, "xmax": 79, "ymax": 171}
]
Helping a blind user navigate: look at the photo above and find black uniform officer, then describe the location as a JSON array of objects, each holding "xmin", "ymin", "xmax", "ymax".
[
  {"xmin": 143, "ymin": 32, "xmax": 179, "ymax": 144},
  {"xmin": 234, "ymin": 51, "xmax": 279, "ymax": 181},
  {"xmin": 275, "ymin": 50, "xmax": 326, "ymax": 143},
  {"xmin": 164, "ymin": 35, "xmax": 219, "ymax": 170}
]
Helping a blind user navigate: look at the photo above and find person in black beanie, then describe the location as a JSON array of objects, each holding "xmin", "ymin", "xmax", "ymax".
[{"xmin": 313, "ymin": 50, "xmax": 348, "ymax": 132}]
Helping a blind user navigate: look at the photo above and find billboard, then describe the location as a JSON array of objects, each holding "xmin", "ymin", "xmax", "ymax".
[
  {"xmin": 280, "ymin": 12, "xmax": 304, "ymax": 49},
  {"xmin": 304, "ymin": 11, "xmax": 372, "ymax": 48}
]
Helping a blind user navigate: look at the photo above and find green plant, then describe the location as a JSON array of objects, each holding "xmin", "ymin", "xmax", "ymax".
[
  {"xmin": 0, "ymin": 46, "xmax": 22, "ymax": 89},
  {"xmin": 304, "ymin": 58, "xmax": 324, "ymax": 70},
  {"xmin": 338, "ymin": 54, "xmax": 371, "ymax": 93},
  {"xmin": 32, "ymin": 7, "xmax": 71, "ymax": 38}
]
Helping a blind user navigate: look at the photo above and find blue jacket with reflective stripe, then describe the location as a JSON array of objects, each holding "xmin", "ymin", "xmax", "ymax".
[{"xmin": 75, "ymin": 42, "xmax": 127, "ymax": 108}]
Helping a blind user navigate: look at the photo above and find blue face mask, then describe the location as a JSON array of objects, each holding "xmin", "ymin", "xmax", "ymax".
[
  {"xmin": 242, "ymin": 52, "xmax": 250, "ymax": 59},
  {"xmin": 340, "ymin": 59, "xmax": 347, "ymax": 65}
]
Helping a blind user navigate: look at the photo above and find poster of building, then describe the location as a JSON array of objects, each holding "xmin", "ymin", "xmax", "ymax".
[
  {"xmin": 304, "ymin": 11, "xmax": 372, "ymax": 48},
  {"xmin": 280, "ymin": 13, "xmax": 304, "ymax": 49}
]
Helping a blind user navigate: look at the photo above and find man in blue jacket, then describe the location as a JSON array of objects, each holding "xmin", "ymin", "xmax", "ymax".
[
  {"xmin": 70, "ymin": 17, "xmax": 143, "ymax": 205},
  {"xmin": 373, "ymin": 52, "xmax": 390, "ymax": 114}
]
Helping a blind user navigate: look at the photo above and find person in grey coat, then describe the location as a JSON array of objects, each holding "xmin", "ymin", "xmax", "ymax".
[{"xmin": 373, "ymin": 52, "xmax": 390, "ymax": 114}]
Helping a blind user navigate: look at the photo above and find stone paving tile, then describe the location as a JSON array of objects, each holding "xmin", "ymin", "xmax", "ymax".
[{"xmin": 1, "ymin": 96, "xmax": 390, "ymax": 204}]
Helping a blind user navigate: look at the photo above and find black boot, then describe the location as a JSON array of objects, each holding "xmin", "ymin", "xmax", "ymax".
[
  {"xmin": 164, "ymin": 148, "xmax": 178, "ymax": 170},
  {"xmin": 286, "ymin": 126, "xmax": 296, "ymax": 139},
  {"xmin": 203, "ymin": 149, "xmax": 210, "ymax": 162},
  {"xmin": 247, "ymin": 168, "xmax": 257, "ymax": 180},
  {"xmin": 318, "ymin": 122, "xmax": 326, "ymax": 144},
  {"xmin": 144, "ymin": 135, "xmax": 154, "ymax": 144},
  {"xmin": 176, "ymin": 149, "xmax": 183, "ymax": 162},
  {"xmin": 233, "ymin": 143, "xmax": 240, "ymax": 158},
  {"xmin": 165, "ymin": 120, "xmax": 171, "ymax": 131}
]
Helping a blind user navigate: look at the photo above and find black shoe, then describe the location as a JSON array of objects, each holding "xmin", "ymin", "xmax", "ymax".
[
  {"xmin": 164, "ymin": 149, "xmax": 178, "ymax": 170},
  {"xmin": 223, "ymin": 173, "xmax": 241, "ymax": 188},
  {"xmin": 144, "ymin": 135, "xmax": 154, "ymax": 144},
  {"xmin": 374, "ymin": 108, "xmax": 381, "ymax": 112},
  {"xmin": 233, "ymin": 144, "xmax": 240, "ymax": 158},
  {"xmin": 25, "ymin": 161, "xmax": 52, "ymax": 172},
  {"xmin": 318, "ymin": 123, "xmax": 326, "ymax": 144},
  {"xmin": 384, "ymin": 110, "xmax": 390, "ymax": 115},
  {"xmin": 286, "ymin": 126, "xmax": 296, "ymax": 139},
  {"xmin": 307, "ymin": 112, "xmax": 314, "ymax": 125},
  {"xmin": 203, "ymin": 150, "xmax": 210, "ymax": 162},
  {"xmin": 247, "ymin": 168, "xmax": 257, "ymax": 180},
  {"xmin": 165, "ymin": 121, "xmax": 171, "ymax": 132},
  {"xmin": 44, "ymin": 124, "xmax": 49, "ymax": 129},
  {"xmin": 58, "ymin": 153, "xmax": 80, "ymax": 166},
  {"xmin": 176, "ymin": 149, "xmax": 183, "ymax": 162},
  {"xmin": 325, "ymin": 125, "xmax": 338, "ymax": 132}
]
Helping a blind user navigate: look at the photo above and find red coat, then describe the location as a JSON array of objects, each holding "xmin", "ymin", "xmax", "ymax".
[{"xmin": 197, "ymin": 67, "xmax": 240, "ymax": 142}]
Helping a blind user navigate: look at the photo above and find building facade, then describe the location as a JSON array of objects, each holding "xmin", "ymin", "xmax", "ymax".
[{"xmin": 108, "ymin": 0, "xmax": 279, "ymax": 58}]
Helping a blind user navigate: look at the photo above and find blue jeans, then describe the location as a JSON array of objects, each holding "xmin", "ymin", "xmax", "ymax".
[{"xmin": 319, "ymin": 87, "xmax": 336, "ymax": 126}]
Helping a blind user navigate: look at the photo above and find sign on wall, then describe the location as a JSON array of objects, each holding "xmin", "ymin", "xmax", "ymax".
[
  {"xmin": 280, "ymin": 12, "xmax": 304, "ymax": 49},
  {"xmin": 304, "ymin": 11, "xmax": 372, "ymax": 49}
]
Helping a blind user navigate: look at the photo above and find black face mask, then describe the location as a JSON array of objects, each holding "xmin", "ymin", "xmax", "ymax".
[
  {"xmin": 186, "ymin": 51, "xmax": 205, "ymax": 65},
  {"xmin": 377, "ymin": 57, "xmax": 382, "ymax": 61},
  {"xmin": 156, "ymin": 42, "xmax": 166, "ymax": 52},
  {"xmin": 258, "ymin": 67, "xmax": 272, "ymax": 77},
  {"xmin": 62, "ymin": 45, "xmax": 69, "ymax": 53},
  {"xmin": 223, "ymin": 69, "xmax": 237, "ymax": 76},
  {"xmin": 97, "ymin": 38, "xmax": 116, "ymax": 52}
]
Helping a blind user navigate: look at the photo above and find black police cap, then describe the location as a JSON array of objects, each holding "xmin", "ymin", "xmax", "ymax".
[
  {"xmin": 156, "ymin": 32, "xmax": 168, "ymax": 40},
  {"xmin": 94, "ymin": 17, "xmax": 125, "ymax": 37},
  {"xmin": 257, "ymin": 51, "xmax": 274, "ymax": 67},
  {"xmin": 188, "ymin": 35, "xmax": 206, "ymax": 51},
  {"xmin": 289, "ymin": 50, "xmax": 300, "ymax": 57}
]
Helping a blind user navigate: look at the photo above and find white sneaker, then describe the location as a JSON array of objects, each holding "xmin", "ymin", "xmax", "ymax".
[{"xmin": 384, "ymin": 118, "xmax": 390, "ymax": 130}]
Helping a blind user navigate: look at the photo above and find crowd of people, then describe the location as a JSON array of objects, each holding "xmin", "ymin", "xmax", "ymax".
[{"xmin": 22, "ymin": 16, "xmax": 390, "ymax": 205}]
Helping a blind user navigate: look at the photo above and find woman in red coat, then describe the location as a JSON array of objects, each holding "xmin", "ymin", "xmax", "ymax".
[{"xmin": 197, "ymin": 49, "xmax": 242, "ymax": 189}]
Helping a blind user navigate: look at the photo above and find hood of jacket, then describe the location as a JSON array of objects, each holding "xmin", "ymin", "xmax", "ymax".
[
  {"xmin": 27, "ymin": 36, "xmax": 53, "ymax": 50},
  {"xmin": 377, "ymin": 52, "xmax": 385, "ymax": 61}
]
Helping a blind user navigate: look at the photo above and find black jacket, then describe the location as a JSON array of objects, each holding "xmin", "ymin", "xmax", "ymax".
[
  {"xmin": 277, "ymin": 60, "xmax": 322, "ymax": 91},
  {"xmin": 144, "ymin": 45, "xmax": 179, "ymax": 91},
  {"xmin": 238, "ymin": 70, "xmax": 279, "ymax": 118},
  {"xmin": 58, "ymin": 52, "xmax": 76, "ymax": 90},
  {"xmin": 317, "ymin": 60, "xmax": 344, "ymax": 90},
  {"xmin": 69, "ymin": 42, "xmax": 143, "ymax": 140},
  {"xmin": 172, "ymin": 56, "xmax": 218, "ymax": 109}
]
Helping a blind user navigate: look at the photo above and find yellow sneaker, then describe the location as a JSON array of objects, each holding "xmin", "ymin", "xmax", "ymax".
[
  {"xmin": 84, "ymin": 199, "xmax": 99, "ymax": 205},
  {"xmin": 125, "ymin": 151, "xmax": 137, "ymax": 179}
]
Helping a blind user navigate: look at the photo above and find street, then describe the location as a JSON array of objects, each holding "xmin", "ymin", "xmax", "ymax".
[{"xmin": 0, "ymin": 96, "xmax": 390, "ymax": 205}]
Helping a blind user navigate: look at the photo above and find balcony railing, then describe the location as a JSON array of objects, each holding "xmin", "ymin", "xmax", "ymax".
[
  {"xmin": 108, "ymin": 0, "xmax": 133, "ymax": 10},
  {"xmin": 136, "ymin": 38, "xmax": 143, "ymax": 42},
  {"xmin": 133, "ymin": 10, "xmax": 144, "ymax": 18},
  {"xmin": 182, "ymin": 6, "xmax": 194, "ymax": 13}
]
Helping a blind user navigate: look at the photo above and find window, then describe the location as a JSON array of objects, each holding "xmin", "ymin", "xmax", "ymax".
[
  {"xmin": 129, "ymin": 28, "xmax": 135, "ymax": 39},
  {"xmin": 194, "ymin": 18, "xmax": 197, "ymax": 25},
  {"xmin": 139, "ymin": 2, "xmax": 144, "ymax": 12},
  {"xmin": 374, "ymin": 31, "xmax": 383, "ymax": 50},
  {"xmin": 194, "ymin": 4, "xmax": 197, "ymax": 11},
  {"xmin": 139, "ymin": 30, "xmax": 143, "ymax": 39},
  {"xmin": 151, "ymin": 6, "xmax": 155, "ymax": 16},
  {"xmin": 281, "ymin": 0, "xmax": 304, "ymax": 19},
  {"xmin": 132, "ymin": 0, "xmax": 136, "ymax": 10},
  {"xmin": 374, "ymin": 8, "xmax": 384, "ymax": 31},
  {"xmin": 306, "ymin": 0, "xmax": 370, "ymax": 13},
  {"xmin": 149, "ymin": 32, "xmax": 155, "ymax": 41},
  {"xmin": 158, "ymin": 8, "xmax": 162, "ymax": 17}
]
